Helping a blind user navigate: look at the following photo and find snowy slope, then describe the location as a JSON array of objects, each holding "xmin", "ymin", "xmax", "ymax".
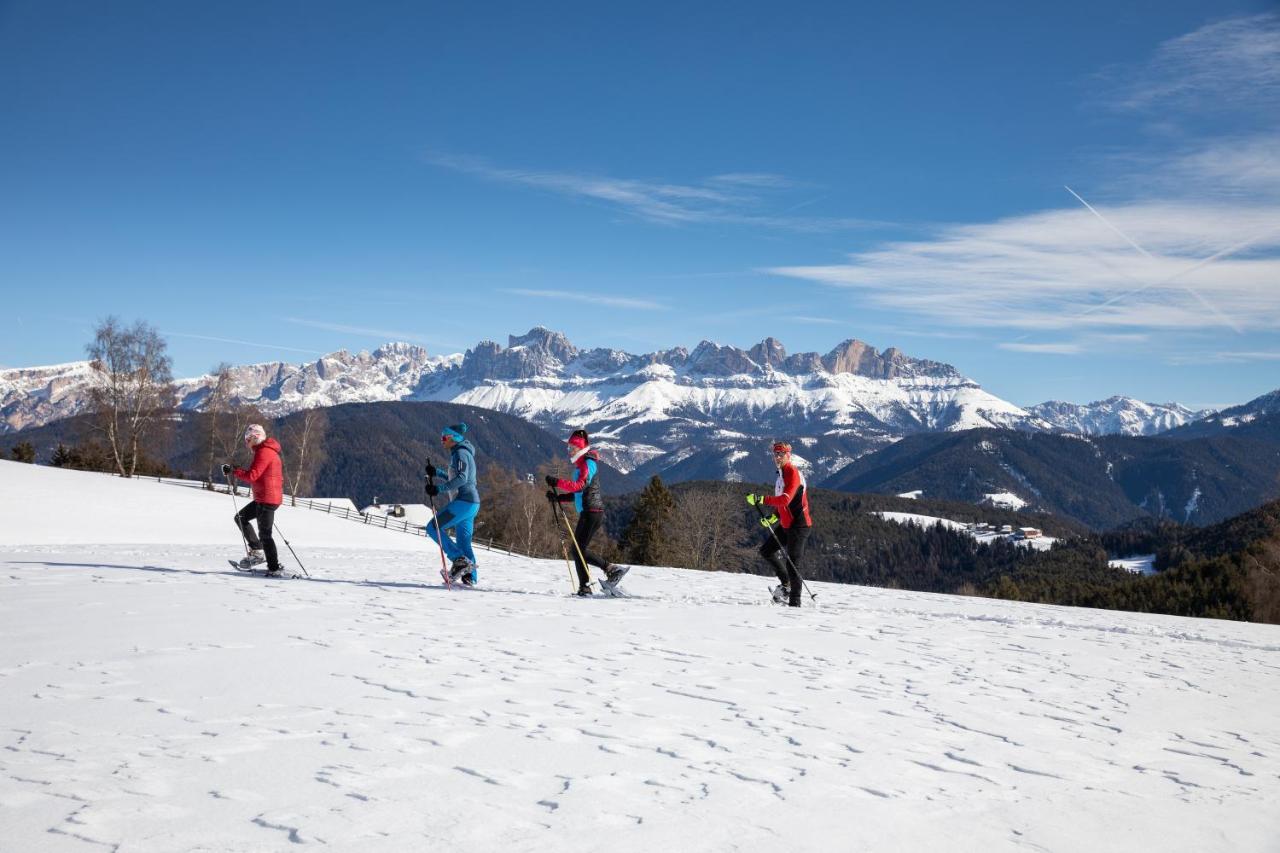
[
  {"xmin": 1028, "ymin": 397, "xmax": 1209, "ymax": 436},
  {"xmin": 2, "ymin": 460, "xmax": 1279, "ymax": 851}
]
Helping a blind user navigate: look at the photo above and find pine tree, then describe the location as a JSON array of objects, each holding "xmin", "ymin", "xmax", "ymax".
[
  {"xmin": 9, "ymin": 441, "xmax": 35, "ymax": 463},
  {"xmin": 623, "ymin": 475, "xmax": 677, "ymax": 566}
]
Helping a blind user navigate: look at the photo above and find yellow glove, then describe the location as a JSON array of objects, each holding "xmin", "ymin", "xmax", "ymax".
[
  {"xmin": 759, "ymin": 514, "xmax": 779, "ymax": 528},
  {"xmin": 745, "ymin": 493, "xmax": 762, "ymax": 506}
]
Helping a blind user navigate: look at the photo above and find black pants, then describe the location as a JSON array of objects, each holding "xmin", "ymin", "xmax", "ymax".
[
  {"xmin": 235, "ymin": 501, "xmax": 281, "ymax": 570},
  {"xmin": 760, "ymin": 524, "xmax": 809, "ymax": 606},
  {"xmin": 570, "ymin": 510, "xmax": 611, "ymax": 589}
]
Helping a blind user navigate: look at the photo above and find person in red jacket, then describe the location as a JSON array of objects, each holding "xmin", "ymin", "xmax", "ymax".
[
  {"xmin": 223, "ymin": 423, "xmax": 285, "ymax": 574},
  {"xmin": 746, "ymin": 441, "xmax": 812, "ymax": 607}
]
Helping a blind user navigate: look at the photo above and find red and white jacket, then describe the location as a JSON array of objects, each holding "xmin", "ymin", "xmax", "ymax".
[{"xmin": 763, "ymin": 462, "xmax": 811, "ymax": 529}]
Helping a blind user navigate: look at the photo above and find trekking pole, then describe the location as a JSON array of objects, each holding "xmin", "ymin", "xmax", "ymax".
[
  {"xmin": 553, "ymin": 492, "xmax": 593, "ymax": 589},
  {"xmin": 224, "ymin": 468, "xmax": 252, "ymax": 557},
  {"xmin": 272, "ymin": 520, "xmax": 310, "ymax": 577},
  {"xmin": 425, "ymin": 460, "xmax": 452, "ymax": 585},
  {"xmin": 752, "ymin": 503, "xmax": 817, "ymax": 602},
  {"xmin": 547, "ymin": 494, "xmax": 578, "ymax": 593}
]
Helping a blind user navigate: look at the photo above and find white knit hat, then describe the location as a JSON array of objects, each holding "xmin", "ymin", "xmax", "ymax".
[{"xmin": 243, "ymin": 424, "xmax": 267, "ymax": 445}]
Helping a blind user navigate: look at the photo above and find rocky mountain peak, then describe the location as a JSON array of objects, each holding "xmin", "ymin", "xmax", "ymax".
[
  {"xmin": 687, "ymin": 341, "xmax": 759, "ymax": 376},
  {"xmin": 508, "ymin": 327, "xmax": 579, "ymax": 362},
  {"xmin": 748, "ymin": 337, "xmax": 787, "ymax": 369},
  {"xmin": 463, "ymin": 328, "xmax": 580, "ymax": 382}
]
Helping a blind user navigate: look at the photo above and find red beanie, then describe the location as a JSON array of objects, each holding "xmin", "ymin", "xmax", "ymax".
[
  {"xmin": 567, "ymin": 433, "xmax": 588, "ymax": 450},
  {"xmin": 772, "ymin": 441, "xmax": 792, "ymax": 453}
]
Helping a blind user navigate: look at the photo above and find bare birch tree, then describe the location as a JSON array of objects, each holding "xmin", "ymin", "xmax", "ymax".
[
  {"xmin": 85, "ymin": 317, "xmax": 176, "ymax": 478},
  {"xmin": 282, "ymin": 408, "xmax": 328, "ymax": 505},
  {"xmin": 202, "ymin": 363, "xmax": 234, "ymax": 489}
]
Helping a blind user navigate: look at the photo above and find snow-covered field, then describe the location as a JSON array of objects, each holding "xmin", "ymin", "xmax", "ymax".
[
  {"xmin": 873, "ymin": 511, "xmax": 1058, "ymax": 551},
  {"xmin": 2, "ymin": 461, "xmax": 1278, "ymax": 851}
]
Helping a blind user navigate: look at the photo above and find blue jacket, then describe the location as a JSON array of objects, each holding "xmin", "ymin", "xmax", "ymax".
[{"xmin": 436, "ymin": 439, "xmax": 480, "ymax": 504}]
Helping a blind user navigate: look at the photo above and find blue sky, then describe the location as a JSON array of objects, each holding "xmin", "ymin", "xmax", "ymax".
[{"xmin": 2, "ymin": 2, "xmax": 1277, "ymax": 410}]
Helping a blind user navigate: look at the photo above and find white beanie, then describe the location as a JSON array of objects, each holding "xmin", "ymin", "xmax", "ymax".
[{"xmin": 243, "ymin": 424, "xmax": 267, "ymax": 445}]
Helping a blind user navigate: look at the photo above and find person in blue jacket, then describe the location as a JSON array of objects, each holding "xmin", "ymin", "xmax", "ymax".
[
  {"xmin": 546, "ymin": 429, "xmax": 627, "ymax": 595},
  {"xmin": 426, "ymin": 422, "xmax": 481, "ymax": 585}
]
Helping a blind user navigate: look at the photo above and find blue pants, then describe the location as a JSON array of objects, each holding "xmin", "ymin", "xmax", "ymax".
[{"xmin": 426, "ymin": 499, "xmax": 479, "ymax": 574}]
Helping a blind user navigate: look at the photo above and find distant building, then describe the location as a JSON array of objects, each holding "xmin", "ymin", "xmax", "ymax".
[
  {"xmin": 1016, "ymin": 527, "xmax": 1042, "ymax": 539},
  {"xmin": 999, "ymin": 524, "xmax": 1013, "ymax": 534}
]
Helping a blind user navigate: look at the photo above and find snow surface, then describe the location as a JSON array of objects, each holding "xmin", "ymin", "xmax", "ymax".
[
  {"xmin": 1108, "ymin": 554, "xmax": 1158, "ymax": 576},
  {"xmin": 2, "ymin": 461, "xmax": 1279, "ymax": 851},
  {"xmin": 983, "ymin": 492, "xmax": 1028, "ymax": 511}
]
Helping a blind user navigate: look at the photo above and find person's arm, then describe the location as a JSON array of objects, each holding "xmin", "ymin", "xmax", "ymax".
[
  {"xmin": 554, "ymin": 458, "xmax": 590, "ymax": 493},
  {"xmin": 763, "ymin": 466, "xmax": 800, "ymax": 510},
  {"xmin": 437, "ymin": 449, "xmax": 472, "ymax": 493},
  {"xmin": 234, "ymin": 448, "xmax": 272, "ymax": 484}
]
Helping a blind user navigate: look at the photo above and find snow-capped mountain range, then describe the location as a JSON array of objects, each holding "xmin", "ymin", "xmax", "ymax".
[
  {"xmin": 1025, "ymin": 396, "xmax": 1210, "ymax": 437},
  {"xmin": 0, "ymin": 328, "xmax": 1220, "ymax": 483}
]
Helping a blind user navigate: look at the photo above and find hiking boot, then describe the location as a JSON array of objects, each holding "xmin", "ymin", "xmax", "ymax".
[
  {"xmin": 238, "ymin": 550, "xmax": 266, "ymax": 569},
  {"xmin": 771, "ymin": 584, "xmax": 790, "ymax": 604},
  {"xmin": 604, "ymin": 564, "xmax": 629, "ymax": 587},
  {"xmin": 576, "ymin": 585, "xmax": 593, "ymax": 597},
  {"xmin": 264, "ymin": 565, "xmax": 285, "ymax": 577},
  {"xmin": 449, "ymin": 556, "xmax": 472, "ymax": 581}
]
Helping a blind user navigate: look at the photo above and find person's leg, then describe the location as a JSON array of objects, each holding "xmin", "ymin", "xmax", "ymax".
[
  {"xmin": 783, "ymin": 527, "xmax": 810, "ymax": 607},
  {"xmin": 235, "ymin": 502, "xmax": 263, "ymax": 550},
  {"xmin": 570, "ymin": 512, "xmax": 596, "ymax": 589},
  {"xmin": 758, "ymin": 530, "xmax": 789, "ymax": 586},
  {"xmin": 257, "ymin": 505, "xmax": 281, "ymax": 570},
  {"xmin": 427, "ymin": 503, "xmax": 461, "ymax": 562},
  {"xmin": 449, "ymin": 501, "xmax": 480, "ymax": 582},
  {"xmin": 577, "ymin": 511, "xmax": 610, "ymax": 571}
]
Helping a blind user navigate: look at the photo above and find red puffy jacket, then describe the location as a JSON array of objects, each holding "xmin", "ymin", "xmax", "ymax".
[{"xmin": 234, "ymin": 438, "xmax": 283, "ymax": 506}]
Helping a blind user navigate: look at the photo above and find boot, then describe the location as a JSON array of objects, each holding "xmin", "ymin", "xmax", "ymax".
[
  {"xmin": 604, "ymin": 564, "xmax": 629, "ymax": 587},
  {"xmin": 771, "ymin": 584, "xmax": 790, "ymax": 604},
  {"xmin": 238, "ymin": 550, "xmax": 266, "ymax": 569},
  {"xmin": 449, "ymin": 556, "xmax": 472, "ymax": 582}
]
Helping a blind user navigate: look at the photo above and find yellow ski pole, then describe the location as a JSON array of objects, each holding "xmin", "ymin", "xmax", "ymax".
[{"xmin": 548, "ymin": 494, "xmax": 578, "ymax": 592}]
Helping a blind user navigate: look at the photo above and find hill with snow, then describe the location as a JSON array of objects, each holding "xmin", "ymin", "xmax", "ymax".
[{"xmin": 2, "ymin": 460, "xmax": 1278, "ymax": 851}]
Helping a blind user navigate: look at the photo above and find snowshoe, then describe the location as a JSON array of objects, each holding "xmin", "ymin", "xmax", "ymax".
[{"xmin": 771, "ymin": 584, "xmax": 790, "ymax": 605}]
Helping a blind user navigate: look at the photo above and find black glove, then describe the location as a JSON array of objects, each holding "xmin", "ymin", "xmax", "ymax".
[
  {"xmin": 221, "ymin": 463, "xmax": 232, "ymax": 476},
  {"xmin": 545, "ymin": 489, "xmax": 557, "ymax": 502},
  {"xmin": 425, "ymin": 462, "xmax": 438, "ymax": 479},
  {"xmin": 545, "ymin": 474, "xmax": 558, "ymax": 488},
  {"xmin": 425, "ymin": 483, "xmax": 439, "ymax": 497}
]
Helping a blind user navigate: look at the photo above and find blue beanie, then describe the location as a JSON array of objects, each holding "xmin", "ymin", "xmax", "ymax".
[{"xmin": 441, "ymin": 422, "xmax": 468, "ymax": 442}]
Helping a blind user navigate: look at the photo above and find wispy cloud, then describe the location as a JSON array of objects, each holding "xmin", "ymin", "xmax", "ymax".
[
  {"xmin": 499, "ymin": 288, "xmax": 666, "ymax": 310},
  {"xmin": 783, "ymin": 315, "xmax": 843, "ymax": 325},
  {"xmin": 283, "ymin": 317, "xmax": 433, "ymax": 345},
  {"xmin": 1168, "ymin": 350, "xmax": 1280, "ymax": 365},
  {"xmin": 164, "ymin": 331, "xmax": 326, "ymax": 356},
  {"xmin": 423, "ymin": 152, "xmax": 886, "ymax": 232},
  {"xmin": 998, "ymin": 342, "xmax": 1083, "ymax": 355},
  {"xmin": 769, "ymin": 201, "xmax": 1280, "ymax": 333},
  {"xmin": 1104, "ymin": 12, "xmax": 1280, "ymax": 114}
]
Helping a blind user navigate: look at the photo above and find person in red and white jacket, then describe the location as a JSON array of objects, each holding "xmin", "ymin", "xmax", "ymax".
[
  {"xmin": 222, "ymin": 423, "xmax": 285, "ymax": 575},
  {"xmin": 746, "ymin": 441, "xmax": 812, "ymax": 606}
]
